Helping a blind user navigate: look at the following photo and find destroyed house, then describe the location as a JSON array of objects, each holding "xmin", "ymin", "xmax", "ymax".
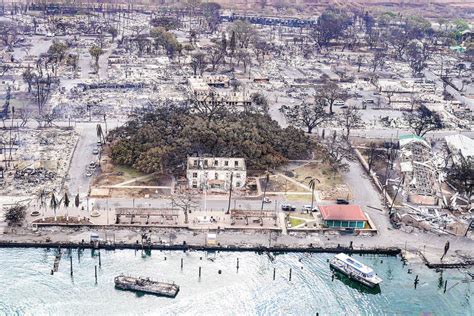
[
  {"xmin": 445, "ymin": 134, "xmax": 474, "ymax": 165},
  {"xmin": 187, "ymin": 77, "xmax": 250, "ymax": 107},
  {"xmin": 399, "ymin": 135, "xmax": 438, "ymax": 204}
]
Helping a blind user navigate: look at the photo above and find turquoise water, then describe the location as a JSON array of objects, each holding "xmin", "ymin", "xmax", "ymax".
[{"xmin": 0, "ymin": 248, "xmax": 472, "ymax": 315}]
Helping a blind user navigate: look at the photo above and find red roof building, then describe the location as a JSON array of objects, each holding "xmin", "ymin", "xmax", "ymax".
[{"xmin": 319, "ymin": 205, "xmax": 368, "ymax": 229}]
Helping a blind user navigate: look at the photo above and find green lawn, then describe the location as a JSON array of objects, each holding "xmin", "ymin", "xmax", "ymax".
[
  {"xmin": 115, "ymin": 165, "xmax": 145, "ymax": 179},
  {"xmin": 289, "ymin": 217, "xmax": 305, "ymax": 227},
  {"xmin": 285, "ymin": 194, "xmax": 312, "ymax": 202}
]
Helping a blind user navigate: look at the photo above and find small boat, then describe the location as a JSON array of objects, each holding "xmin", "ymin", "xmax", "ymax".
[
  {"xmin": 330, "ymin": 253, "xmax": 383, "ymax": 288},
  {"xmin": 114, "ymin": 275, "xmax": 179, "ymax": 298}
]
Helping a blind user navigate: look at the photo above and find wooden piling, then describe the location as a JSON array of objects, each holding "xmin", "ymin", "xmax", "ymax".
[
  {"xmin": 95, "ymin": 265, "xmax": 98, "ymax": 284},
  {"xmin": 70, "ymin": 256, "xmax": 73, "ymax": 276},
  {"xmin": 444, "ymin": 280, "xmax": 448, "ymax": 293},
  {"xmin": 289, "ymin": 268, "xmax": 292, "ymax": 281},
  {"xmin": 237, "ymin": 258, "xmax": 239, "ymax": 270},
  {"xmin": 273, "ymin": 268, "xmax": 276, "ymax": 280},
  {"xmin": 199, "ymin": 266, "xmax": 201, "ymax": 278},
  {"xmin": 98, "ymin": 251, "xmax": 101, "ymax": 267},
  {"xmin": 181, "ymin": 258, "xmax": 183, "ymax": 270},
  {"xmin": 414, "ymin": 275, "xmax": 419, "ymax": 289}
]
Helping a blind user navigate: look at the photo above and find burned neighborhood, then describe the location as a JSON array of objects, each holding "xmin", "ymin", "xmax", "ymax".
[{"xmin": 0, "ymin": 0, "xmax": 473, "ymax": 313}]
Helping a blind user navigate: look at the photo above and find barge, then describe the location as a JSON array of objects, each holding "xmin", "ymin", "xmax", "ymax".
[
  {"xmin": 114, "ymin": 275, "xmax": 179, "ymax": 298},
  {"xmin": 330, "ymin": 253, "xmax": 383, "ymax": 288}
]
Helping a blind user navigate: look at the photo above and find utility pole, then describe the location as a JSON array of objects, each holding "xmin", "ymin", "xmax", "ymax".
[
  {"xmin": 8, "ymin": 105, "xmax": 14, "ymax": 165},
  {"xmin": 204, "ymin": 173, "xmax": 208, "ymax": 213},
  {"xmin": 465, "ymin": 219, "xmax": 473, "ymax": 237},
  {"xmin": 226, "ymin": 172, "xmax": 233, "ymax": 214},
  {"xmin": 389, "ymin": 174, "xmax": 405, "ymax": 214},
  {"xmin": 260, "ymin": 173, "xmax": 269, "ymax": 213}
]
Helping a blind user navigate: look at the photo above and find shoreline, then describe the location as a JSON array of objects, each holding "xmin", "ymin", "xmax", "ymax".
[
  {"xmin": 2, "ymin": 223, "xmax": 473, "ymax": 269},
  {"xmin": 1, "ymin": 238, "xmax": 472, "ymax": 269},
  {"xmin": 3, "ymin": 240, "xmax": 471, "ymax": 269},
  {"xmin": 0, "ymin": 240, "xmax": 401, "ymax": 255}
]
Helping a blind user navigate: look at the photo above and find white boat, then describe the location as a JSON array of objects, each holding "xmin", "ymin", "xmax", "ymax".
[{"xmin": 330, "ymin": 253, "xmax": 383, "ymax": 288}]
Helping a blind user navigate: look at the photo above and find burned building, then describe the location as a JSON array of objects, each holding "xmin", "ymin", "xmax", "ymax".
[
  {"xmin": 187, "ymin": 77, "xmax": 251, "ymax": 107},
  {"xmin": 399, "ymin": 134, "xmax": 438, "ymax": 205}
]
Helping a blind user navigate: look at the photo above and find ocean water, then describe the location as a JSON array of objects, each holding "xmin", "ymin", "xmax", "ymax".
[{"xmin": 0, "ymin": 248, "xmax": 472, "ymax": 316}]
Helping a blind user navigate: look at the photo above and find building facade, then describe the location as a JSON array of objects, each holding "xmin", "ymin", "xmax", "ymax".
[
  {"xmin": 319, "ymin": 205, "xmax": 369, "ymax": 229},
  {"xmin": 186, "ymin": 157, "xmax": 247, "ymax": 191}
]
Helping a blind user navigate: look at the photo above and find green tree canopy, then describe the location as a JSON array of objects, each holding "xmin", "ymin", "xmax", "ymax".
[
  {"xmin": 89, "ymin": 44, "xmax": 104, "ymax": 71},
  {"xmin": 311, "ymin": 7, "xmax": 352, "ymax": 48},
  {"xmin": 150, "ymin": 27, "xmax": 181, "ymax": 58},
  {"xmin": 109, "ymin": 104, "xmax": 313, "ymax": 173},
  {"xmin": 48, "ymin": 40, "xmax": 69, "ymax": 63}
]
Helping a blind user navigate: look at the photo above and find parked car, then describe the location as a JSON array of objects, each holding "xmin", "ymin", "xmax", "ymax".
[
  {"xmin": 303, "ymin": 205, "xmax": 318, "ymax": 212},
  {"xmin": 85, "ymin": 171, "xmax": 93, "ymax": 177},
  {"xmin": 334, "ymin": 100, "xmax": 345, "ymax": 106},
  {"xmin": 92, "ymin": 148, "xmax": 99, "ymax": 155},
  {"xmin": 336, "ymin": 199, "xmax": 349, "ymax": 205},
  {"xmin": 281, "ymin": 204, "xmax": 289, "ymax": 210},
  {"xmin": 281, "ymin": 204, "xmax": 296, "ymax": 212},
  {"xmin": 89, "ymin": 162, "xmax": 96, "ymax": 169},
  {"xmin": 263, "ymin": 197, "xmax": 271, "ymax": 203}
]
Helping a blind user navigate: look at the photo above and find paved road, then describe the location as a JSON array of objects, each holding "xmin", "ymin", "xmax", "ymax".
[
  {"xmin": 90, "ymin": 196, "xmax": 294, "ymax": 212},
  {"xmin": 424, "ymin": 68, "xmax": 474, "ymax": 111},
  {"xmin": 343, "ymin": 158, "xmax": 395, "ymax": 233},
  {"xmin": 66, "ymin": 122, "xmax": 98, "ymax": 195},
  {"xmin": 64, "ymin": 120, "xmax": 122, "ymax": 195},
  {"xmin": 346, "ymin": 128, "xmax": 474, "ymax": 140}
]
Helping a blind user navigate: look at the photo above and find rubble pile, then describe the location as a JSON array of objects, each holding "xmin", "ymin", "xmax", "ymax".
[
  {"xmin": 397, "ymin": 205, "xmax": 470, "ymax": 236},
  {"xmin": 0, "ymin": 128, "xmax": 78, "ymax": 196},
  {"xmin": 14, "ymin": 167, "xmax": 56, "ymax": 184}
]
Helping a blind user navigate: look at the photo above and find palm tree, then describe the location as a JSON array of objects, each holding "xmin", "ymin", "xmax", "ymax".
[
  {"xmin": 103, "ymin": 114, "xmax": 108, "ymax": 135},
  {"xmin": 50, "ymin": 192, "xmax": 58, "ymax": 221},
  {"xmin": 96, "ymin": 123, "xmax": 105, "ymax": 144},
  {"xmin": 38, "ymin": 189, "xmax": 46, "ymax": 221},
  {"xmin": 63, "ymin": 192, "xmax": 70, "ymax": 221},
  {"xmin": 75, "ymin": 193, "xmax": 80, "ymax": 208},
  {"xmin": 305, "ymin": 177, "xmax": 320, "ymax": 212},
  {"xmin": 89, "ymin": 44, "xmax": 104, "ymax": 73}
]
